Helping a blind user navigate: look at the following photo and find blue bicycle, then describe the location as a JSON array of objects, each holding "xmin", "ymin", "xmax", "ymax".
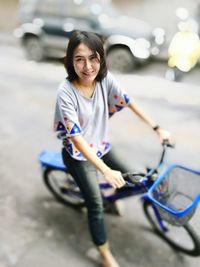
[{"xmin": 38, "ymin": 141, "xmax": 200, "ymax": 256}]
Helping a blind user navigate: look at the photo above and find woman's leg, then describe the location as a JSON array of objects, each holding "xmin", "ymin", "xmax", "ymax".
[
  {"xmin": 62, "ymin": 148, "xmax": 107, "ymax": 246},
  {"xmin": 62, "ymin": 148, "xmax": 120, "ymax": 267},
  {"xmin": 102, "ymin": 148, "xmax": 130, "ymax": 174}
]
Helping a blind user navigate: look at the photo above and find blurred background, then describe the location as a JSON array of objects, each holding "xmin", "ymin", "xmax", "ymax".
[
  {"xmin": 0, "ymin": 0, "xmax": 198, "ymax": 34},
  {"xmin": 2, "ymin": 0, "xmax": 200, "ymax": 80}
]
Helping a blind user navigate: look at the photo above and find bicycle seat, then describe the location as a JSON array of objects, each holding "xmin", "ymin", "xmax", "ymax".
[{"xmin": 38, "ymin": 150, "xmax": 67, "ymax": 170}]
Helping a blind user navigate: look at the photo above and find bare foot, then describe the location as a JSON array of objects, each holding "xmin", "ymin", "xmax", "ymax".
[{"xmin": 101, "ymin": 250, "xmax": 120, "ymax": 267}]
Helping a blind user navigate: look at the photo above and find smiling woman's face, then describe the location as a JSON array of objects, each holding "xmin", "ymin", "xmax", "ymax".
[{"xmin": 73, "ymin": 43, "xmax": 100, "ymax": 84}]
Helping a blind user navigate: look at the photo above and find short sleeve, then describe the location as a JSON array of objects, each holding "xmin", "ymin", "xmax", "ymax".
[
  {"xmin": 54, "ymin": 85, "xmax": 82, "ymax": 137},
  {"xmin": 106, "ymin": 72, "xmax": 131, "ymax": 117}
]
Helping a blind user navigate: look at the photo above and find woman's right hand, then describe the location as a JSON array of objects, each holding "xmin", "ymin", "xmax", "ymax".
[{"xmin": 102, "ymin": 168, "xmax": 126, "ymax": 189}]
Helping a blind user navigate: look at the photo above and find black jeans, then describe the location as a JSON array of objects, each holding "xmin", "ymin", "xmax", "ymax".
[{"xmin": 62, "ymin": 148, "xmax": 129, "ymax": 246}]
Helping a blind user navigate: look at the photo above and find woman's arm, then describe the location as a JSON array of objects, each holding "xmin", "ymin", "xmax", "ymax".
[
  {"xmin": 128, "ymin": 101, "xmax": 158, "ymax": 128},
  {"xmin": 70, "ymin": 135, "xmax": 125, "ymax": 188},
  {"xmin": 128, "ymin": 101, "xmax": 171, "ymax": 142}
]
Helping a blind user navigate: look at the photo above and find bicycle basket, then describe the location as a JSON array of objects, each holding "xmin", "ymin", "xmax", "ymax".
[{"xmin": 147, "ymin": 164, "xmax": 200, "ymax": 226}]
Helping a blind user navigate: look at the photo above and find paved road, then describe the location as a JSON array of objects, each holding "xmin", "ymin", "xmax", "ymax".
[{"xmin": 0, "ymin": 44, "xmax": 200, "ymax": 267}]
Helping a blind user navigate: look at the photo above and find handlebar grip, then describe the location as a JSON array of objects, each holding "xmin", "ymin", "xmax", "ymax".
[
  {"xmin": 122, "ymin": 172, "xmax": 144, "ymax": 183},
  {"xmin": 162, "ymin": 139, "xmax": 175, "ymax": 148},
  {"xmin": 122, "ymin": 173, "xmax": 130, "ymax": 179}
]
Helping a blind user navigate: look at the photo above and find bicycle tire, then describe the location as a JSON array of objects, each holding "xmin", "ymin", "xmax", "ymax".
[
  {"xmin": 143, "ymin": 200, "xmax": 200, "ymax": 256},
  {"xmin": 43, "ymin": 168, "xmax": 85, "ymax": 208}
]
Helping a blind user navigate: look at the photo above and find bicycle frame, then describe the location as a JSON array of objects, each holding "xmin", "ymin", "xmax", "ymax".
[
  {"xmin": 39, "ymin": 142, "xmax": 171, "ymax": 195},
  {"xmin": 39, "ymin": 142, "xmax": 170, "ymax": 213},
  {"xmin": 99, "ymin": 178, "xmax": 154, "ymax": 202}
]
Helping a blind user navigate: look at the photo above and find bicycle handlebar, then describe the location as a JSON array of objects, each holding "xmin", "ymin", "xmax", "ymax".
[
  {"xmin": 162, "ymin": 139, "xmax": 175, "ymax": 148},
  {"xmin": 57, "ymin": 131, "xmax": 174, "ymax": 182},
  {"xmin": 122, "ymin": 140, "xmax": 175, "ymax": 187}
]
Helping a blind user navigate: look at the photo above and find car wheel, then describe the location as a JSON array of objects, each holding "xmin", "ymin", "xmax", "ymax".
[
  {"xmin": 107, "ymin": 47, "xmax": 135, "ymax": 73},
  {"xmin": 24, "ymin": 37, "xmax": 45, "ymax": 61},
  {"xmin": 165, "ymin": 67, "xmax": 183, "ymax": 82}
]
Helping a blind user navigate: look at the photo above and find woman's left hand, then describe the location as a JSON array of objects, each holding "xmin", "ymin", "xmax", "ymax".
[{"xmin": 155, "ymin": 128, "xmax": 171, "ymax": 143}]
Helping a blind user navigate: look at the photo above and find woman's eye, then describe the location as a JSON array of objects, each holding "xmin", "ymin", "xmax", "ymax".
[
  {"xmin": 90, "ymin": 56, "xmax": 99, "ymax": 62},
  {"xmin": 75, "ymin": 58, "xmax": 83, "ymax": 63}
]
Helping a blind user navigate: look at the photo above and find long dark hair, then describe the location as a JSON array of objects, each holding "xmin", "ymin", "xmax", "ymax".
[{"xmin": 64, "ymin": 30, "xmax": 107, "ymax": 82}]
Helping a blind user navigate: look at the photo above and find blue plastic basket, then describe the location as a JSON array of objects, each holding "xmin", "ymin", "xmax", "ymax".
[{"xmin": 147, "ymin": 164, "xmax": 200, "ymax": 226}]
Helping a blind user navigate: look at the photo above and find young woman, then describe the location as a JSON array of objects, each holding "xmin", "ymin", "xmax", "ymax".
[{"xmin": 54, "ymin": 30, "xmax": 170, "ymax": 267}]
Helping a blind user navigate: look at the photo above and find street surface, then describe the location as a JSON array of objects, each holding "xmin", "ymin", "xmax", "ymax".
[{"xmin": 0, "ymin": 44, "xmax": 200, "ymax": 267}]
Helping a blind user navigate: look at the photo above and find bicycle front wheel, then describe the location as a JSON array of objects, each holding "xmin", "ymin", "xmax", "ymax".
[
  {"xmin": 43, "ymin": 168, "xmax": 85, "ymax": 208},
  {"xmin": 143, "ymin": 200, "xmax": 200, "ymax": 256}
]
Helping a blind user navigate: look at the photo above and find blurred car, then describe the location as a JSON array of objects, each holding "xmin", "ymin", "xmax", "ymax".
[{"xmin": 14, "ymin": 0, "xmax": 165, "ymax": 72}]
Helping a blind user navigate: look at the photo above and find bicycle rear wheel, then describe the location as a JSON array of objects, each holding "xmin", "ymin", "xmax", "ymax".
[
  {"xmin": 43, "ymin": 168, "xmax": 85, "ymax": 208},
  {"xmin": 143, "ymin": 200, "xmax": 200, "ymax": 256}
]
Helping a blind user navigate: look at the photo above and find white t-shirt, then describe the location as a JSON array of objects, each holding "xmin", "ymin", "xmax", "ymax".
[{"xmin": 54, "ymin": 72, "xmax": 131, "ymax": 160}]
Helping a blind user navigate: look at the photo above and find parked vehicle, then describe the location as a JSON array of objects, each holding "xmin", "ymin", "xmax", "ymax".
[{"xmin": 14, "ymin": 0, "xmax": 165, "ymax": 72}]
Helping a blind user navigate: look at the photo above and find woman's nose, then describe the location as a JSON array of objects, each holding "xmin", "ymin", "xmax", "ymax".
[{"xmin": 84, "ymin": 59, "xmax": 92, "ymax": 69}]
